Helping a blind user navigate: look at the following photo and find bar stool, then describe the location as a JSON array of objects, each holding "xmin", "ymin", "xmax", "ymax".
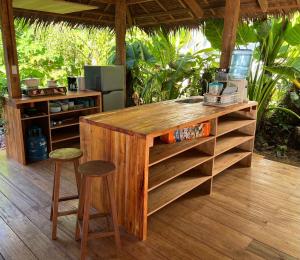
[
  {"xmin": 75, "ymin": 160, "xmax": 121, "ymax": 260},
  {"xmin": 49, "ymin": 148, "xmax": 83, "ymax": 240}
]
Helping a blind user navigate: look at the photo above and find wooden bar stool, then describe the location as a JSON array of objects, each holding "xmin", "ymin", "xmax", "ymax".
[
  {"xmin": 75, "ymin": 160, "xmax": 121, "ymax": 260},
  {"xmin": 49, "ymin": 148, "xmax": 83, "ymax": 240}
]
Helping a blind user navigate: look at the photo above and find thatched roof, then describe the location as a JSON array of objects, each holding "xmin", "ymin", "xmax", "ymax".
[{"xmin": 13, "ymin": 0, "xmax": 300, "ymax": 30}]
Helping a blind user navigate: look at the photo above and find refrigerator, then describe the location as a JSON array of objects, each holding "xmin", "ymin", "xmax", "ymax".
[{"xmin": 84, "ymin": 65, "xmax": 125, "ymax": 112}]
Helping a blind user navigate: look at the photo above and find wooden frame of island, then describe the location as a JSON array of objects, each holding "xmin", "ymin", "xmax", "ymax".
[{"xmin": 80, "ymin": 98, "xmax": 257, "ymax": 240}]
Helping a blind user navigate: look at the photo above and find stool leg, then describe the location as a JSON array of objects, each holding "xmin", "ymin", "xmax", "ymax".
[
  {"xmin": 50, "ymin": 163, "xmax": 56, "ymax": 221},
  {"xmin": 106, "ymin": 175, "xmax": 121, "ymax": 249},
  {"xmin": 51, "ymin": 161, "xmax": 61, "ymax": 240},
  {"xmin": 75, "ymin": 176, "xmax": 87, "ymax": 241},
  {"xmin": 73, "ymin": 159, "xmax": 81, "ymax": 194},
  {"xmin": 80, "ymin": 177, "xmax": 92, "ymax": 260}
]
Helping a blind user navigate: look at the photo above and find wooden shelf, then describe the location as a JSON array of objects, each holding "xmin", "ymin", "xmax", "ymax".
[
  {"xmin": 213, "ymin": 149, "xmax": 252, "ymax": 176},
  {"xmin": 149, "ymin": 136, "xmax": 215, "ymax": 167},
  {"xmin": 215, "ymin": 132, "xmax": 253, "ymax": 156},
  {"xmin": 51, "ymin": 132, "xmax": 80, "ymax": 143},
  {"xmin": 148, "ymin": 170, "xmax": 211, "ymax": 216},
  {"xmin": 50, "ymin": 106, "xmax": 99, "ymax": 116},
  {"xmin": 21, "ymin": 114, "xmax": 48, "ymax": 121},
  {"xmin": 217, "ymin": 118, "xmax": 255, "ymax": 136},
  {"xmin": 149, "ymin": 149, "xmax": 212, "ymax": 191},
  {"xmin": 50, "ymin": 121, "xmax": 79, "ymax": 130}
]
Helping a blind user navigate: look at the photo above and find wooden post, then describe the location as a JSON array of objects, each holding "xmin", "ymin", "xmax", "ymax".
[
  {"xmin": 219, "ymin": 0, "xmax": 240, "ymax": 69},
  {"xmin": 0, "ymin": 0, "xmax": 22, "ymax": 98},
  {"xmin": 115, "ymin": 0, "xmax": 126, "ymax": 65}
]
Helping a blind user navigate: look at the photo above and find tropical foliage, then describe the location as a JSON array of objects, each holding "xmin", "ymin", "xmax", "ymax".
[
  {"xmin": 204, "ymin": 16, "xmax": 300, "ymax": 129},
  {"xmin": 110, "ymin": 29, "xmax": 219, "ymax": 104}
]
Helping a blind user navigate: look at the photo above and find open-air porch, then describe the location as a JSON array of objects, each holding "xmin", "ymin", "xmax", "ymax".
[{"xmin": 1, "ymin": 0, "xmax": 300, "ymax": 259}]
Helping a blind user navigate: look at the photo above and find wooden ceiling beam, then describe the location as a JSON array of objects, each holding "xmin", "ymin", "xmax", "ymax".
[
  {"xmin": 126, "ymin": 0, "xmax": 153, "ymax": 5},
  {"xmin": 127, "ymin": 6, "xmax": 134, "ymax": 26},
  {"xmin": 182, "ymin": 0, "xmax": 203, "ymax": 18},
  {"xmin": 257, "ymin": 0, "xmax": 268, "ymax": 12},
  {"xmin": 134, "ymin": 9, "xmax": 190, "ymax": 18}
]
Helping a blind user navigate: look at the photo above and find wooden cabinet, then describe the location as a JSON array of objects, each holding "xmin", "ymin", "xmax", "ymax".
[
  {"xmin": 80, "ymin": 99, "xmax": 257, "ymax": 240},
  {"xmin": 5, "ymin": 91, "xmax": 101, "ymax": 165}
]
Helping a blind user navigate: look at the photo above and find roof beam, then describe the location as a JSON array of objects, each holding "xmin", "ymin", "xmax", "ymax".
[
  {"xmin": 126, "ymin": 0, "xmax": 152, "ymax": 4},
  {"xmin": 257, "ymin": 0, "xmax": 268, "ymax": 12},
  {"xmin": 182, "ymin": 0, "xmax": 203, "ymax": 18},
  {"xmin": 135, "ymin": 8, "xmax": 190, "ymax": 18}
]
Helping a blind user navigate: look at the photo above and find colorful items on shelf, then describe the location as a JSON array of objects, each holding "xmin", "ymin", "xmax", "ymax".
[{"xmin": 160, "ymin": 122, "xmax": 211, "ymax": 144}]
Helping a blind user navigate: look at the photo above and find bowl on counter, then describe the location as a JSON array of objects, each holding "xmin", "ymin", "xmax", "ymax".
[
  {"xmin": 50, "ymin": 103, "xmax": 61, "ymax": 113},
  {"xmin": 23, "ymin": 78, "xmax": 40, "ymax": 88},
  {"xmin": 47, "ymin": 80, "xmax": 58, "ymax": 88}
]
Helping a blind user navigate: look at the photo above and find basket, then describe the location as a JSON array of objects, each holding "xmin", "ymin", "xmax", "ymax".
[{"xmin": 203, "ymin": 93, "xmax": 239, "ymax": 106}]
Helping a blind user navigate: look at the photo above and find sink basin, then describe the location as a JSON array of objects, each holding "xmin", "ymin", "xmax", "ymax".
[{"xmin": 176, "ymin": 98, "xmax": 203, "ymax": 104}]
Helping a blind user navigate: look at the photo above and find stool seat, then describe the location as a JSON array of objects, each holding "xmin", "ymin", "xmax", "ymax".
[
  {"xmin": 78, "ymin": 160, "xmax": 115, "ymax": 177},
  {"xmin": 49, "ymin": 148, "xmax": 83, "ymax": 161}
]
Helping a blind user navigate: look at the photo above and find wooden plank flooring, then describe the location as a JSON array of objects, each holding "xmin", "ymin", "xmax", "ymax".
[{"xmin": 0, "ymin": 150, "xmax": 299, "ymax": 259}]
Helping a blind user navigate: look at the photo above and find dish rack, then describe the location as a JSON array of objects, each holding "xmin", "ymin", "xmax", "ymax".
[{"xmin": 203, "ymin": 93, "xmax": 239, "ymax": 106}]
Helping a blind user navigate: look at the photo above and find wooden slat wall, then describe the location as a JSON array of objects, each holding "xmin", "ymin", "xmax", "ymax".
[
  {"xmin": 4, "ymin": 104, "xmax": 25, "ymax": 164},
  {"xmin": 80, "ymin": 121, "xmax": 149, "ymax": 239}
]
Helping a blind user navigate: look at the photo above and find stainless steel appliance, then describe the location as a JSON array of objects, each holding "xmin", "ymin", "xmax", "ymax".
[{"xmin": 84, "ymin": 65, "xmax": 125, "ymax": 111}]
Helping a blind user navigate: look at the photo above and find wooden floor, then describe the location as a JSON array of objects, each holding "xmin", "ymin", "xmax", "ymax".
[{"xmin": 0, "ymin": 151, "xmax": 300, "ymax": 260}]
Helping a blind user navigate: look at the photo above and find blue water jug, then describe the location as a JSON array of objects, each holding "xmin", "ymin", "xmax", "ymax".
[
  {"xmin": 26, "ymin": 125, "xmax": 48, "ymax": 162},
  {"xmin": 229, "ymin": 49, "xmax": 253, "ymax": 80}
]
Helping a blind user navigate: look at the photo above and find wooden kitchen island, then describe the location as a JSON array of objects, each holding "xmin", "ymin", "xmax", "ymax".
[{"xmin": 80, "ymin": 97, "xmax": 257, "ymax": 240}]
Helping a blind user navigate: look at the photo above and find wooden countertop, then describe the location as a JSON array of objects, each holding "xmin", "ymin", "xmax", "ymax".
[
  {"xmin": 5, "ymin": 90, "xmax": 101, "ymax": 107},
  {"xmin": 81, "ymin": 97, "xmax": 257, "ymax": 137}
]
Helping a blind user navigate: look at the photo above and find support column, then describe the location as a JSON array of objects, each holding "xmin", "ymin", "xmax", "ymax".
[
  {"xmin": 220, "ymin": 0, "xmax": 240, "ymax": 69},
  {"xmin": 0, "ymin": 0, "xmax": 21, "ymax": 98},
  {"xmin": 115, "ymin": 0, "xmax": 126, "ymax": 65}
]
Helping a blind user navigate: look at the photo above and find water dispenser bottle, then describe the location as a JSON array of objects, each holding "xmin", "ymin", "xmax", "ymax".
[{"xmin": 229, "ymin": 49, "xmax": 253, "ymax": 80}]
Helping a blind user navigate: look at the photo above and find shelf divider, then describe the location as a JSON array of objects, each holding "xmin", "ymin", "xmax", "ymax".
[
  {"xmin": 148, "ymin": 170, "xmax": 211, "ymax": 216},
  {"xmin": 213, "ymin": 149, "xmax": 252, "ymax": 176},
  {"xmin": 149, "ymin": 149, "xmax": 212, "ymax": 191},
  {"xmin": 217, "ymin": 118, "xmax": 255, "ymax": 136},
  {"xmin": 149, "ymin": 136, "xmax": 215, "ymax": 167},
  {"xmin": 215, "ymin": 133, "xmax": 253, "ymax": 156}
]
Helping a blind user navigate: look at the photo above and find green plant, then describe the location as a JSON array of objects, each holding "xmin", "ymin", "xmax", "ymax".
[{"xmin": 204, "ymin": 16, "xmax": 300, "ymax": 129}]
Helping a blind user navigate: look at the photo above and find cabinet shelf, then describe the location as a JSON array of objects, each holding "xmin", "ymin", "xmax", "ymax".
[
  {"xmin": 149, "ymin": 136, "xmax": 214, "ymax": 167},
  {"xmin": 50, "ymin": 106, "xmax": 99, "ymax": 116},
  {"xmin": 148, "ymin": 170, "xmax": 211, "ymax": 216},
  {"xmin": 50, "ymin": 121, "xmax": 79, "ymax": 130},
  {"xmin": 149, "ymin": 149, "xmax": 212, "ymax": 191},
  {"xmin": 217, "ymin": 118, "xmax": 255, "ymax": 136},
  {"xmin": 51, "ymin": 132, "xmax": 80, "ymax": 143},
  {"xmin": 21, "ymin": 114, "xmax": 49, "ymax": 121},
  {"xmin": 213, "ymin": 149, "xmax": 252, "ymax": 176},
  {"xmin": 215, "ymin": 132, "xmax": 253, "ymax": 156}
]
